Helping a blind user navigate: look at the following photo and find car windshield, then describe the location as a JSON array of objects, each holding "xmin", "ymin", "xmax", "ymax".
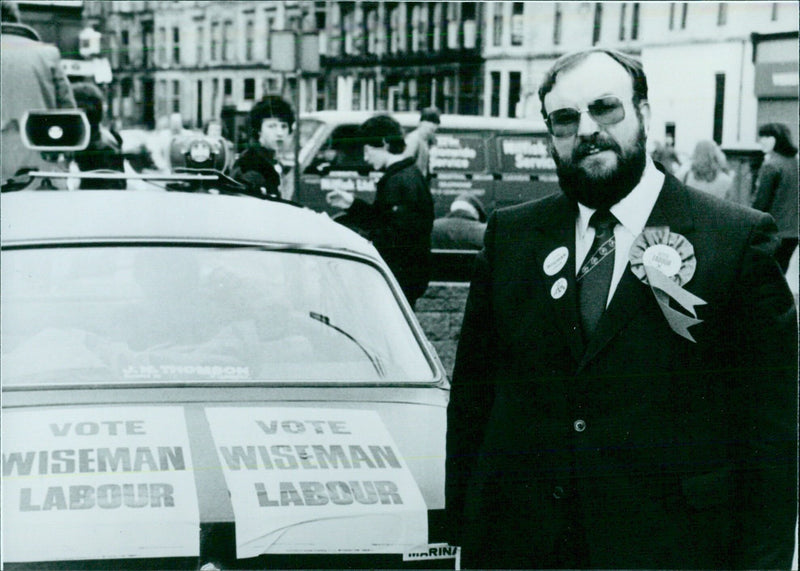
[{"xmin": 1, "ymin": 245, "xmax": 435, "ymax": 386}]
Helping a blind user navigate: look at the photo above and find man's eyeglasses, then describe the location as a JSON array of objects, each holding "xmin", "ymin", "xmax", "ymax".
[{"xmin": 546, "ymin": 96, "xmax": 626, "ymax": 138}]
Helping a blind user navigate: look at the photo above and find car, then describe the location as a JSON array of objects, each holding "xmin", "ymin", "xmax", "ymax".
[{"xmin": 1, "ymin": 116, "xmax": 453, "ymax": 569}]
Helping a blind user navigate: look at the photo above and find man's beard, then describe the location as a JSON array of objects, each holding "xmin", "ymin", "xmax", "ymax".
[{"xmin": 551, "ymin": 124, "xmax": 647, "ymax": 211}]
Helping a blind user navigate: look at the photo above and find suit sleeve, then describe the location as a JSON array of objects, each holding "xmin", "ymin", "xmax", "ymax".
[
  {"xmin": 726, "ymin": 212, "xmax": 798, "ymax": 568},
  {"xmin": 445, "ymin": 213, "xmax": 499, "ymax": 544}
]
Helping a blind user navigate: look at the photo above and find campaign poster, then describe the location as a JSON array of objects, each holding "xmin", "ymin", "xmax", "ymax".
[
  {"xmin": 2, "ymin": 406, "xmax": 200, "ymax": 562},
  {"xmin": 205, "ymin": 406, "xmax": 428, "ymax": 558}
]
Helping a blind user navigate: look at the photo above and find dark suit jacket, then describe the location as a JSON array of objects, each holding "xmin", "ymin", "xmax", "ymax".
[{"xmin": 446, "ymin": 169, "xmax": 798, "ymax": 569}]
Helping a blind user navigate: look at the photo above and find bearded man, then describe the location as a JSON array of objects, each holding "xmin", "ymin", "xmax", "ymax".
[{"xmin": 445, "ymin": 47, "xmax": 797, "ymax": 569}]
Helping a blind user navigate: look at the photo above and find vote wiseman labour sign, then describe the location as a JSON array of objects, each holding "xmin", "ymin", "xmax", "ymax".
[{"xmin": 205, "ymin": 407, "xmax": 428, "ymax": 558}]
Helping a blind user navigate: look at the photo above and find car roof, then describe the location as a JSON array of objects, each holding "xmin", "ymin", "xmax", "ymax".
[
  {"xmin": 1, "ymin": 190, "xmax": 378, "ymax": 257},
  {"xmin": 302, "ymin": 110, "xmax": 547, "ymax": 132}
]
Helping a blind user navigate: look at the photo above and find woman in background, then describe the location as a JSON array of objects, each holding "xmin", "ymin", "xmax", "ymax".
[
  {"xmin": 682, "ymin": 139, "xmax": 734, "ymax": 201},
  {"xmin": 752, "ymin": 123, "xmax": 798, "ymax": 273}
]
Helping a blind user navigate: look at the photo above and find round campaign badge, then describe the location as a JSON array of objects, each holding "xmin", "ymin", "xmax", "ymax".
[
  {"xmin": 550, "ymin": 277, "xmax": 568, "ymax": 299},
  {"xmin": 642, "ymin": 244, "xmax": 682, "ymax": 277},
  {"xmin": 543, "ymin": 247, "xmax": 569, "ymax": 276}
]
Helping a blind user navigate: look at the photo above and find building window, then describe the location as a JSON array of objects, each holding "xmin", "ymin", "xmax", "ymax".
[
  {"xmin": 511, "ymin": 2, "xmax": 524, "ymax": 46},
  {"xmin": 245, "ymin": 19, "xmax": 254, "ymax": 61},
  {"xmin": 508, "ymin": 71, "xmax": 521, "ymax": 118},
  {"xmin": 244, "ymin": 78, "xmax": 255, "ymax": 100},
  {"xmin": 680, "ymin": 3, "xmax": 688, "ymax": 29},
  {"xmin": 714, "ymin": 3, "xmax": 727, "ymax": 26},
  {"xmin": 172, "ymin": 27, "xmax": 180, "ymax": 64},
  {"xmin": 490, "ymin": 71, "xmax": 500, "ymax": 117},
  {"xmin": 631, "ymin": 3, "xmax": 640, "ymax": 39},
  {"xmin": 619, "ymin": 3, "xmax": 627, "ymax": 40},
  {"xmin": 343, "ymin": 8, "xmax": 355, "ymax": 54},
  {"xmin": 713, "ymin": 73, "xmax": 725, "ymax": 144},
  {"xmin": 446, "ymin": 2, "xmax": 459, "ymax": 49},
  {"xmin": 196, "ymin": 26, "xmax": 204, "ymax": 65},
  {"xmin": 210, "ymin": 22, "xmax": 219, "ymax": 61},
  {"xmin": 143, "ymin": 22, "xmax": 154, "ymax": 68},
  {"xmin": 592, "ymin": 3, "xmax": 603, "ymax": 45},
  {"xmin": 366, "ymin": 8, "xmax": 378, "ymax": 53},
  {"xmin": 553, "ymin": 3, "xmax": 562, "ymax": 45},
  {"xmin": 172, "ymin": 80, "xmax": 180, "ymax": 113},
  {"xmin": 669, "ymin": 3, "xmax": 675, "ymax": 30},
  {"xmin": 462, "ymin": 2, "xmax": 477, "ymax": 49},
  {"xmin": 492, "ymin": 3, "xmax": 503, "ymax": 46},
  {"xmin": 223, "ymin": 21, "xmax": 233, "ymax": 61},
  {"xmin": 223, "ymin": 78, "xmax": 232, "ymax": 97},
  {"xmin": 432, "ymin": 3, "xmax": 442, "ymax": 50},
  {"xmin": 121, "ymin": 77, "xmax": 133, "ymax": 98},
  {"xmin": 389, "ymin": 5, "xmax": 400, "ymax": 53},
  {"xmin": 157, "ymin": 79, "xmax": 167, "ymax": 116},
  {"xmin": 771, "ymin": 2, "xmax": 779, "ymax": 20},
  {"xmin": 157, "ymin": 27, "xmax": 166, "ymax": 64},
  {"xmin": 120, "ymin": 30, "xmax": 129, "ymax": 66},
  {"xmin": 265, "ymin": 17, "xmax": 273, "ymax": 60}
]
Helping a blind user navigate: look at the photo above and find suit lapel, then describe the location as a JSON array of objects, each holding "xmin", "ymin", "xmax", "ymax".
[
  {"xmin": 527, "ymin": 195, "xmax": 586, "ymax": 363},
  {"xmin": 577, "ymin": 173, "xmax": 695, "ymax": 372}
]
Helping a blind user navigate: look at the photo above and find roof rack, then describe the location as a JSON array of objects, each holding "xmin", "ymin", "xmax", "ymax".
[{"xmin": 0, "ymin": 168, "xmax": 305, "ymax": 208}]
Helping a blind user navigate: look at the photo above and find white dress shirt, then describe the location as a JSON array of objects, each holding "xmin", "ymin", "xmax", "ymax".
[{"xmin": 575, "ymin": 157, "xmax": 665, "ymax": 307}]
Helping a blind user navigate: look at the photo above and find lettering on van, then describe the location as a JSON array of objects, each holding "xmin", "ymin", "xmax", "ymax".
[
  {"xmin": 500, "ymin": 137, "xmax": 557, "ymax": 172},
  {"xmin": 430, "ymin": 135, "xmax": 484, "ymax": 171}
]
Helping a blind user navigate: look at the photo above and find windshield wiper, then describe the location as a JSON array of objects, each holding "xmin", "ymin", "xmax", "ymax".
[{"xmin": 309, "ymin": 312, "xmax": 385, "ymax": 378}]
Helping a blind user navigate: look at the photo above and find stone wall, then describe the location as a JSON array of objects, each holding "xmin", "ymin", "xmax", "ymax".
[{"xmin": 415, "ymin": 283, "xmax": 471, "ymax": 378}]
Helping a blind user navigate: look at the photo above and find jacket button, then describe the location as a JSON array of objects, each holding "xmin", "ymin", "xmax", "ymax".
[
  {"xmin": 553, "ymin": 485, "xmax": 565, "ymax": 499},
  {"xmin": 574, "ymin": 419, "xmax": 586, "ymax": 432}
]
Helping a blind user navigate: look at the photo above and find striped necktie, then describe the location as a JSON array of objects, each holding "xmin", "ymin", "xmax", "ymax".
[{"xmin": 577, "ymin": 209, "xmax": 618, "ymax": 339}]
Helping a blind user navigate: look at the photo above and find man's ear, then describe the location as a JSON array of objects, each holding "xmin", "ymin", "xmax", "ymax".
[{"xmin": 638, "ymin": 100, "xmax": 651, "ymax": 137}]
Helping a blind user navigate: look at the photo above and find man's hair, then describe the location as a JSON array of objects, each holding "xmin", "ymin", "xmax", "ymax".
[
  {"xmin": 72, "ymin": 82, "xmax": 104, "ymax": 128},
  {"xmin": 249, "ymin": 95, "xmax": 295, "ymax": 138},
  {"xmin": 358, "ymin": 114, "xmax": 406, "ymax": 154},
  {"xmin": 420, "ymin": 107, "xmax": 441, "ymax": 125},
  {"xmin": 538, "ymin": 47, "xmax": 649, "ymax": 121},
  {"xmin": 758, "ymin": 122, "xmax": 798, "ymax": 157},
  {"xmin": 1, "ymin": 1, "xmax": 21, "ymax": 23}
]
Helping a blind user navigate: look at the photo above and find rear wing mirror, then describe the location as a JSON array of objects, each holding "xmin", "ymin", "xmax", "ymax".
[{"xmin": 20, "ymin": 109, "xmax": 90, "ymax": 151}]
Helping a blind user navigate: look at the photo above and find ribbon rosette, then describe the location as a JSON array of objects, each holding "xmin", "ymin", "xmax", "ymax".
[{"xmin": 629, "ymin": 227, "xmax": 707, "ymax": 342}]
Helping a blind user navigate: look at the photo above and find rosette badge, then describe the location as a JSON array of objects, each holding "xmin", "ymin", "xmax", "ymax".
[{"xmin": 629, "ymin": 227, "xmax": 707, "ymax": 342}]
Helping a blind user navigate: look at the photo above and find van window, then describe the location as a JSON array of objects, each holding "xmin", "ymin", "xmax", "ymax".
[
  {"xmin": 430, "ymin": 133, "xmax": 487, "ymax": 173},
  {"xmin": 306, "ymin": 124, "xmax": 370, "ymax": 174}
]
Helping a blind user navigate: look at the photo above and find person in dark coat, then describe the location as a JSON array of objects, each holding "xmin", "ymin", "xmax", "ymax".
[
  {"xmin": 231, "ymin": 95, "xmax": 294, "ymax": 199},
  {"xmin": 752, "ymin": 122, "xmax": 798, "ymax": 272},
  {"xmin": 431, "ymin": 192, "xmax": 487, "ymax": 250},
  {"xmin": 326, "ymin": 114, "xmax": 434, "ymax": 308},
  {"xmin": 445, "ymin": 47, "xmax": 797, "ymax": 569},
  {"xmin": 71, "ymin": 82, "xmax": 125, "ymax": 190}
]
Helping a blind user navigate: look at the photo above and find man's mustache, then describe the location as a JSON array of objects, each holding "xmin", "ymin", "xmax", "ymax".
[{"xmin": 573, "ymin": 134, "xmax": 621, "ymax": 160}]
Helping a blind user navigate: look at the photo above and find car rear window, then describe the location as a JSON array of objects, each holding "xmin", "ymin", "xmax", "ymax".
[{"xmin": 1, "ymin": 246, "xmax": 435, "ymax": 386}]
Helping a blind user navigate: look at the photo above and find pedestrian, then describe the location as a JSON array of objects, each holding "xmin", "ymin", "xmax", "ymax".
[
  {"xmin": 431, "ymin": 192, "xmax": 487, "ymax": 250},
  {"xmin": 326, "ymin": 114, "xmax": 434, "ymax": 308},
  {"xmin": 681, "ymin": 139, "xmax": 734, "ymax": 200},
  {"xmin": 404, "ymin": 106, "xmax": 440, "ymax": 180},
  {"xmin": 650, "ymin": 135, "xmax": 681, "ymax": 174},
  {"xmin": 445, "ymin": 47, "xmax": 797, "ymax": 569},
  {"xmin": 230, "ymin": 95, "xmax": 294, "ymax": 199},
  {"xmin": 70, "ymin": 82, "xmax": 125, "ymax": 190},
  {"xmin": 1, "ymin": 0, "xmax": 75, "ymax": 183},
  {"xmin": 752, "ymin": 122, "xmax": 798, "ymax": 273}
]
